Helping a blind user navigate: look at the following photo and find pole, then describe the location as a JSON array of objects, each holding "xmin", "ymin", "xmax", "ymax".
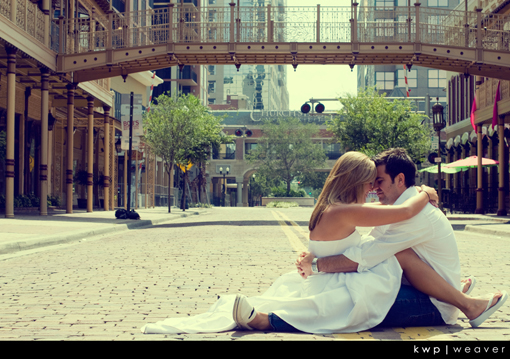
[
  {"xmin": 126, "ymin": 92, "xmax": 134, "ymax": 212},
  {"xmin": 437, "ymin": 130, "xmax": 443, "ymax": 211}
]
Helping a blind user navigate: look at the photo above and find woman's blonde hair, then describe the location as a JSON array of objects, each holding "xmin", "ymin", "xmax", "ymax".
[{"xmin": 309, "ymin": 151, "xmax": 377, "ymax": 231}]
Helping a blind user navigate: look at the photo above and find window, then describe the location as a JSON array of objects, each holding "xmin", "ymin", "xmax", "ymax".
[
  {"xmin": 208, "ymin": 65, "xmax": 216, "ymax": 75},
  {"xmin": 208, "ymin": 98, "xmax": 216, "ymax": 105},
  {"xmin": 428, "ymin": 0, "xmax": 448, "ymax": 6},
  {"xmin": 208, "ymin": 81, "xmax": 216, "ymax": 94},
  {"xmin": 397, "ymin": 69, "xmax": 417, "ymax": 88},
  {"xmin": 428, "ymin": 70, "xmax": 446, "ymax": 88},
  {"xmin": 397, "ymin": 15, "xmax": 416, "ymax": 34},
  {"xmin": 376, "ymin": 72, "xmax": 395, "ymax": 90},
  {"xmin": 376, "ymin": 19, "xmax": 394, "ymax": 37},
  {"xmin": 376, "ymin": 0, "xmax": 394, "ymax": 8}
]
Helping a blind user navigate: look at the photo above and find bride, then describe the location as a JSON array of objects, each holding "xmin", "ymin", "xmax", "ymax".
[{"xmin": 141, "ymin": 151, "xmax": 477, "ymax": 334}]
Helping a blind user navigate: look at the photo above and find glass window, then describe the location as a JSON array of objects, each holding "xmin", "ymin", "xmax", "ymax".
[
  {"xmin": 376, "ymin": 72, "xmax": 395, "ymax": 90},
  {"xmin": 208, "ymin": 65, "xmax": 215, "ymax": 75},
  {"xmin": 376, "ymin": 18, "xmax": 394, "ymax": 37},
  {"xmin": 428, "ymin": 0, "xmax": 448, "ymax": 6},
  {"xmin": 376, "ymin": 0, "xmax": 394, "ymax": 8},
  {"xmin": 428, "ymin": 70, "xmax": 446, "ymax": 88},
  {"xmin": 397, "ymin": 69, "xmax": 417, "ymax": 88},
  {"xmin": 208, "ymin": 81, "xmax": 216, "ymax": 94},
  {"xmin": 397, "ymin": 15, "xmax": 416, "ymax": 34}
]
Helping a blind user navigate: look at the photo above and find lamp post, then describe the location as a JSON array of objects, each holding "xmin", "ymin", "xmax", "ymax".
[
  {"xmin": 432, "ymin": 98, "xmax": 446, "ymax": 211},
  {"xmin": 220, "ymin": 166, "xmax": 229, "ymax": 207}
]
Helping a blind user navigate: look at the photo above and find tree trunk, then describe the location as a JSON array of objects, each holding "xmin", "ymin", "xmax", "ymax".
[{"xmin": 181, "ymin": 169, "xmax": 187, "ymax": 211}]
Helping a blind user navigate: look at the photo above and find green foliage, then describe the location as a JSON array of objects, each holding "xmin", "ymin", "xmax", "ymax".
[
  {"xmin": 266, "ymin": 201, "xmax": 300, "ymax": 208},
  {"xmin": 326, "ymin": 87, "xmax": 432, "ymax": 162},
  {"xmin": 270, "ymin": 187, "xmax": 305, "ymax": 198},
  {"xmin": 247, "ymin": 117, "xmax": 327, "ymax": 197}
]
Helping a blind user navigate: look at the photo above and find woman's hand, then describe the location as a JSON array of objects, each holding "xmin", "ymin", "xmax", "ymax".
[{"xmin": 417, "ymin": 185, "xmax": 439, "ymax": 206}]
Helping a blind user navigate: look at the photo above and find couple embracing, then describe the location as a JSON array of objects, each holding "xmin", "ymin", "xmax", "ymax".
[{"xmin": 142, "ymin": 148, "xmax": 507, "ymax": 334}]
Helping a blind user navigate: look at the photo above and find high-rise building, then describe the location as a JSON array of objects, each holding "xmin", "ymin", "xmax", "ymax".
[
  {"xmin": 207, "ymin": 0, "xmax": 289, "ymax": 111},
  {"xmin": 151, "ymin": 0, "xmax": 209, "ymax": 104},
  {"xmin": 356, "ymin": 0, "xmax": 462, "ymax": 113}
]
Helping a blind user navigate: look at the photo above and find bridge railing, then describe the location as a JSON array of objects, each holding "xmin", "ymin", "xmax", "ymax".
[{"xmin": 57, "ymin": 5, "xmax": 510, "ymax": 55}]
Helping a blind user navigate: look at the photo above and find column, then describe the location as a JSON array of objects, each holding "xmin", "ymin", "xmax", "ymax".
[
  {"xmin": 66, "ymin": 84, "xmax": 75, "ymax": 213},
  {"xmin": 103, "ymin": 106, "xmax": 110, "ymax": 211},
  {"xmin": 475, "ymin": 124, "xmax": 484, "ymax": 214},
  {"xmin": 5, "ymin": 46, "xmax": 17, "ymax": 218},
  {"xmin": 40, "ymin": 68, "xmax": 50, "ymax": 216},
  {"xmin": 236, "ymin": 181, "xmax": 242, "ymax": 207},
  {"xmin": 497, "ymin": 116, "xmax": 508, "ymax": 216},
  {"xmin": 87, "ymin": 96, "xmax": 94, "ymax": 212}
]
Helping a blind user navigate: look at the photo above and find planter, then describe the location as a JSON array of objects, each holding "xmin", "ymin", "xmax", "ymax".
[
  {"xmin": 261, "ymin": 197, "xmax": 315, "ymax": 207},
  {"xmin": 77, "ymin": 199, "xmax": 87, "ymax": 209}
]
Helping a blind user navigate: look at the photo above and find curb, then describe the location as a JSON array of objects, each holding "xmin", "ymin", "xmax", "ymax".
[
  {"xmin": 0, "ymin": 210, "xmax": 203, "ymax": 256},
  {"xmin": 464, "ymin": 224, "xmax": 510, "ymax": 238}
]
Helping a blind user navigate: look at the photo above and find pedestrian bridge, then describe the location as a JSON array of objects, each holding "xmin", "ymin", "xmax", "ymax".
[{"xmin": 57, "ymin": 4, "xmax": 510, "ymax": 83}]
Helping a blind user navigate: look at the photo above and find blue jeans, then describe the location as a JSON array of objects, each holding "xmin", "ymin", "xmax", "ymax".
[
  {"xmin": 268, "ymin": 284, "xmax": 445, "ymax": 332},
  {"xmin": 268, "ymin": 313, "xmax": 301, "ymax": 332},
  {"xmin": 375, "ymin": 284, "xmax": 446, "ymax": 328}
]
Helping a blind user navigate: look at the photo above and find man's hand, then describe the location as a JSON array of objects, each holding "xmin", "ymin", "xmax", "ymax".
[{"xmin": 295, "ymin": 251, "xmax": 315, "ymax": 279}]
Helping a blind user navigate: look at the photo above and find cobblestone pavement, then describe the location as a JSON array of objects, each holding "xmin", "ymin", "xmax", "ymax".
[{"xmin": 0, "ymin": 207, "xmax": 508, "ymax": 344}]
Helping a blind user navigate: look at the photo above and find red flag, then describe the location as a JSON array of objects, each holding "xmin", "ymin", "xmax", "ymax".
[
  {"xmin": 492, "ymin": 81, "xmax": 501, "ymax": 130},
  {"xmin": 470, "ymin": 95, "xmax": 477, "ymax": 132}
]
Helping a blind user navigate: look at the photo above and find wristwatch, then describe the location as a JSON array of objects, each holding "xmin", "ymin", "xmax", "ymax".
[{"xmin": 311, "ymin": 258, "xmax": 319, "ymax": 274}]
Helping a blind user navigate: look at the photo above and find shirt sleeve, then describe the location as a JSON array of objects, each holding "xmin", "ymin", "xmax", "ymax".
[{"xmin": 343, "ymin": 212, "xmax": 432, "ymax": 272}]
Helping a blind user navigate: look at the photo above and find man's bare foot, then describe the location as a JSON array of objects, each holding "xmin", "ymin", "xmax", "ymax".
[
  {"xmin": 464, "ymin": 291, "xmax": 504, "ymax": 321},
  {"xmin": 461, "ymin": 278, "xmax": 473, "ymax": 294}
]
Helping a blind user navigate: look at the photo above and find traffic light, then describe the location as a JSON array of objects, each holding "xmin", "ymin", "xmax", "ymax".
[
  {"xmin": 315, "ymin": 103, "xmax": 325, "ymax": 113},
  {"xmin": 428, "ymin": 152, "xmax": 438, "ymax": 164},
  {"xmin": 301, "ymin": 103, "xmax": 311, "ymax": 114}
]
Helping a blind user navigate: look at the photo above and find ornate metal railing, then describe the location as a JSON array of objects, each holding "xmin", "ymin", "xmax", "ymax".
[{"xmin": 56, "ymin": 4, "xmax": 510, "ymax": 55}]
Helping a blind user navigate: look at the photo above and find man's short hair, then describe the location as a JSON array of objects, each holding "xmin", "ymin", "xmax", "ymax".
[{"xmin": 373, "ymin": 148, "xmax": 417, "ymax": 187}]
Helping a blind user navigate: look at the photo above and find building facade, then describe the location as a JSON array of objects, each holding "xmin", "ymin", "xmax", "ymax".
[
  {"xmin": 443, "ymin": 0, "xmax": 510, "ymax": 215},
  {"xmin": 0, "ymin": 0, "xmax": 164, "ymax": 217},
  {"xmin": 356, "ymin": 0, "xmax": 462, "ymax": 114}
]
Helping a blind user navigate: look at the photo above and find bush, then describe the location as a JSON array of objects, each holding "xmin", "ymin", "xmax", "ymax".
[
  {"xmin": 266, "ymin": 201, "xmax": 299, "ymax": 208},
  {"xmin": 270, "ymin": 187, "xmax": 305, "ymax": 198}
]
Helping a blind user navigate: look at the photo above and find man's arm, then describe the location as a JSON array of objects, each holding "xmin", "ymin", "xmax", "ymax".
[{"xmin": 297, "ymin": 252, "xmax": 359, "ymax": 279}]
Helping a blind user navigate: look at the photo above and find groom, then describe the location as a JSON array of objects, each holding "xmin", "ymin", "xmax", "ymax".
[{"xmin": 298, "ymin": 147, "xmax": 461, "ymax": 327}]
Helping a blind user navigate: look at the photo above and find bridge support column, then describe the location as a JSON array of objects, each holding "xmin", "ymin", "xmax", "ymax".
[
  {"xmin": 497, "ymin": 115, "xmax": 508, "ymax": 216},
  {"xmin": 87, "ymin": 96, "xmax": 94, "ymax": 212},
  {"xmin": 5, "ymin": 46, "xmax": 17, "ymax": 218},
  {"xmin": 39, "ymin": 68, "xmax": 50, "ymax": 216},
  {"xmin": 475, "ymin": 124, "xmax": 484, "ymax": 214},
  {"xmin": 66, "ymin": 84, "xmax": 76, "ymax": 213}
]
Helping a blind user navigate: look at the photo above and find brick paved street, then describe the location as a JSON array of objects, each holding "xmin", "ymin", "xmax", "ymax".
[{"xmin": 0, "ymin": 207, "xmax": 509, "ymax": 344}]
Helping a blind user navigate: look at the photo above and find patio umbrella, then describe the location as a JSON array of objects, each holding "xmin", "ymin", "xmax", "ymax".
[
  {"xmin": 418, "ymin": 165, "xmax": 462, "ymax": 174},
  {"xmin": 444, "ymin": 156, "xmax": 499, "ymax": 169}
]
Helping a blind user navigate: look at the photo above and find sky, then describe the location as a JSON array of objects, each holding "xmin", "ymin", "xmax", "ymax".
[{"xmin": 285, "ymin": 0, "xmax": 358, "ymax": 112}]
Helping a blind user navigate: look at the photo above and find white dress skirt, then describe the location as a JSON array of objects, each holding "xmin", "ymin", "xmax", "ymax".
[{"xmin": 141, "ymin": 230, "xmax": 402, "ymax": 334}]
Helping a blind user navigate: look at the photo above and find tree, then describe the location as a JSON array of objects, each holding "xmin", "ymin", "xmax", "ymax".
[
  {"xmin": 144, "ymin": 93, "xmax": 228, "ymax": 212},
  {"xmin": 247, "ymin": 117, "xmax": 327, "ymax": 197},
  {"xmin": 174, "ymin": 98, "xmax": 228, "ymax": 209},
  {"xmin": 326, "ymin": 87, "xmax": 432, "ymax": 162}
]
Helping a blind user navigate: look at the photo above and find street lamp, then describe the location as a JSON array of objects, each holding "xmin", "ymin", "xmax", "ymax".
[
  {"xmin": 432, "ymin": 98, "xmax": 446, "ymax": 211},
  {"xmin": 220, "ymin": 166, "xmax": 229, "ymax": 207}
]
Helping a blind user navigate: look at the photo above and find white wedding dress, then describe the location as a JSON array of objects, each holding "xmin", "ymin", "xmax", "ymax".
[{"xmin": 141, "ymin": 230, "xmax": 402, "ymax": 334}]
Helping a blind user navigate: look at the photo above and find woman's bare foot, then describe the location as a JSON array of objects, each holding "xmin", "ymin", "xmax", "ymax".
[{"xmin": 247, "ymin": 312, "xmax": 272, "ymax": 331}]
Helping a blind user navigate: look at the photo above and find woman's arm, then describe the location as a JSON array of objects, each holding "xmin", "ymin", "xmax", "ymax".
[{"xmin": 332, "ymin": 185, "xmax": 438, "ymax": 228}]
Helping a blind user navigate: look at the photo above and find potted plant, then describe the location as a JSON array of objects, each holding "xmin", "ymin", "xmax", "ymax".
[{"xmin": 73, "ymin": 170, "xmax": 89, "ymax": 209}]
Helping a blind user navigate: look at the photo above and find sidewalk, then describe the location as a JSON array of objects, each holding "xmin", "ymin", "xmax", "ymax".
[
  {"xmin": 0, "ymin": 206, "xmax": 509, "ymax": 256},
  {"xmin": 0, "ymin": 206, "xmax": 206, "ymax": 255}
]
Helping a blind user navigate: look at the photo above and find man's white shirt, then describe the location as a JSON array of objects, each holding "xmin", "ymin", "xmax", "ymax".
[{"xmin": 342, "ymin": 186, "xmax": 461, "ymax": 324}]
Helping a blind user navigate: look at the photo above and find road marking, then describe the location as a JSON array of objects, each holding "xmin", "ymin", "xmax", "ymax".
[
  {"xmin": 271, "ymin": 211, "xmax": 307, "ymax": 253},
  {"xmin": 275, "ymin": 211, "xmax": 310, "ymax": 239}
]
